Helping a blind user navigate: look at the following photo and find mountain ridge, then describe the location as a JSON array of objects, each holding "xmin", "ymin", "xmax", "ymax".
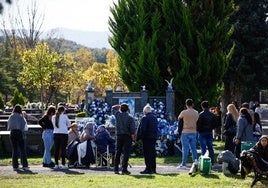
[{"xmin": 43, "ymin": 28, "xmax": 111, "ymax": 49}]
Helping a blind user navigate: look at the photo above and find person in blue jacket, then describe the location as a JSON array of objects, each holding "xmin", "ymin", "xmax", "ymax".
[
  {"xmin": 95, "ymin": 125, "xmax": 115, "ymax": 166},
  {"xmin": 234, "ymin": 107, "xmax": 254, "ymax": 158}
]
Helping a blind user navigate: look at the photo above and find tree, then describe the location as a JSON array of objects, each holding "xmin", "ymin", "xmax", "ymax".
[
  {"xmin": 10, "ymin": 88, "xmax": 25, "ymax": 106},
  {"xmin": 83, "ymin": 50, "xmax": 127, "ymax": 96},
  {"xmin": 109, "ymin": 0, "xmax": 234, "ymax": 110},
  {"xmin": 0, "ymin": 0, "xmax": 45, "ymax": 102},
  {"xmin": 0, "ymin": 93, "xmax": 4, "ymax": 109},
  {"xmin": 0, "ymin": 36, "xmax": 23, "ymax": 102},
  {"xmin": 0, "ymin": 58, "xmax": 14, "ymax": 96},
  {"xmin": 19, "ymin": 42, "xmax": 62, "ymax": 107},
  {"xmin": 1, "ymin": 0, "xmax": 44, "ymax": 49},
  {"xmin": 222, "ymin": 0, "xmax": 268, "ymax": 109}
]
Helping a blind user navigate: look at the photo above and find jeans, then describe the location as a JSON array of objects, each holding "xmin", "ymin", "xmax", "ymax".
[
  {"xmin": 42, "ymin": 129, "xmax": 54, "ymax": 164},
  {"xmin": 10, "ymin": 130, "xmax": 28, "ymax": 168},
  {"xmin": 180, "ymin": 133, "xmax": 198, "ymax": 166},
  {"xmin": 198, "ymin": 132, "xmax": 214, "ymax": 165}
]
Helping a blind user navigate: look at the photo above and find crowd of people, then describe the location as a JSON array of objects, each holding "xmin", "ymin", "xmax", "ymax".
[{"xmin": 6, "ymin": 99, "xmax": 267, "ymax": 176}]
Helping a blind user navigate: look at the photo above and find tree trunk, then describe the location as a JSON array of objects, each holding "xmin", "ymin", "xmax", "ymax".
[{"xmin": 221, "ymin": 82, "xmax": 242, "ymax": 115}]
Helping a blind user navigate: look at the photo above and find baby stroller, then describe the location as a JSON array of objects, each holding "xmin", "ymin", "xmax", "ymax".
[{"xmin": 67, "ymin": 139, "xmax": 95, "ymax": 168}]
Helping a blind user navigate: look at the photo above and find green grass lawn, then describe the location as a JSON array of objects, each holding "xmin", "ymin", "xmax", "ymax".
[
  {"xmin": 0, "ymin": 141, "xmax": 267, "ymax": 188},
  {"xmin": 0, "ymin": 141, "xmax": 226, "ymax": 166},
  {"xmin": 0, "ymin": 172, "xmax": 267, "ymax": 188}
]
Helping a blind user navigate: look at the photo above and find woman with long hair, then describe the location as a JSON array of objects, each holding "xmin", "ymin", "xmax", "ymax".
[
  {"xmin": 223, "ymin": 104, "xmax": 239, "ymax": 153},
  {"xmin": 39, "ymin": 106, "xmax": 56, "ymax": 168},
  {"xmin": 52, "ymin": 106, "xmax": 71, "ymax": 169},
  {"xmin": 234, "ymin": 107, "xmax": 254, "ymax": 158},
  {"xmin": 7, "ymin": 104, "xmax": 29, "ymax": 170},
  {"xmin": 253, "ymin": 112, "xmax": 262, "ymax": 142}
]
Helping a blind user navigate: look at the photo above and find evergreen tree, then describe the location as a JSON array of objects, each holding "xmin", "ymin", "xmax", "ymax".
[
  {"xmin": 10, "ymin": 88, "xmax": 25, "ymax": 106},
  {"xmin": 222, "ymin": 0, "xmax": 268, "ymax": 108},
  {"xmin": 109, "ymin": 0, "xmax": 234, "ymax": 109},
  {"xmin": 0, "ymin": 93, "xmax": 4, "ymax": 109}
]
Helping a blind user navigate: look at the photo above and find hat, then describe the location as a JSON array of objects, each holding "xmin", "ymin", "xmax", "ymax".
[
  {"xmin": 259, "ymin": 135, "xmax": 268, "ymax": 141},
  {"xmin": 69, "ymin": 122, "xmax": 78, "ymax": 128}
]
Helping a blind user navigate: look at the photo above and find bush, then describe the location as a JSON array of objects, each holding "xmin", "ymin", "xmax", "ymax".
[
  {"xmin": 0, "ymin": 93, "xmax": 4, "ymax": 109},
  {"xmin": 76, "ymin": 111, "xmax": 86, "ymax": 117},
  {"xmin": 10, "ymin": 88, "xmax": 26, "ymax": 106}
]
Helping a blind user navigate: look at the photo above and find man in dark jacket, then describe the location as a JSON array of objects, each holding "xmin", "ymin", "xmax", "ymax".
[
  {"xmin": 112, "ymin": 103, "xmax": 136, "ymax": 175},
  {"xmin": 197, "ymin": 101, "xmax": 216, "ymax": 165},
  {"xmin": 137, "ymin": 104, "xmax": 158, "ymax": 174}
]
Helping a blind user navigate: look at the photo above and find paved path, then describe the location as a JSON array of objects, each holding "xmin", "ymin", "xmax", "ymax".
[{"xmin": 0, "ymin": 164, "xmax": 222, "ymax": 175}]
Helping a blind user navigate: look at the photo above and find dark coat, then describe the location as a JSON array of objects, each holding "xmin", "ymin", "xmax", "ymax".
[
  {"xmin": 138, "ymin": 112, "xmax": 158, "ymax": 140},
  {"xmin": 95, "ymin": 128, "xmax": 115, "ymax": 154},
  {"xmin": 197, "ymin": 109, "xmax": 216, "ymax": 132},
  {"xmin": 223, "ymin": 114, "xmax": 236, "ymax": 136}
]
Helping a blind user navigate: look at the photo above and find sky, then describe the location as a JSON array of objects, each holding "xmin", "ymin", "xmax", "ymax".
[{"xmin": 1, "ymin": 0, "xmax": 118, "ymax": 31}]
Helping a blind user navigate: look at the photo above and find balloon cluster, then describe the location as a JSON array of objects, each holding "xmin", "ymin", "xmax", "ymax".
[
  {"xmin": 151, "ymin": 99, "xmax": 166, "ymax": 119},
  {"xmin": 86, "ymin": 99, "xmax": 111, "ymax": 126}
]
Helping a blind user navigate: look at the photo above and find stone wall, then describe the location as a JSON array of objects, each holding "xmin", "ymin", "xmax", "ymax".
[{"xmin": 105, "ymin": 89, "xmax": 175, "ymax": 121}]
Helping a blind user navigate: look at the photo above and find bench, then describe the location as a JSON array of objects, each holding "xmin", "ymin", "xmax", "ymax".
[{"xmin": 240, "ymin": 150, "xmax": 268, "ymax": 187}]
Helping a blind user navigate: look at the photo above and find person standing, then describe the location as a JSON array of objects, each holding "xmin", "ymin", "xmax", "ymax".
[
  {"xmin": 39, "ymin": 106, "xmax": 56, "ymax": 168},
  {"xmin": 223, "ymin": 103, "xmax": 239, "ymax": 154},
  {"xmin": 80, "ymin": 99, "xmax": 86, "ymax": 112},
  {"xmin": 7, "ymin": 104, "xmax": 29, "ymax": 170},
  {"xmin": 52, "ymin": 106, "xmax": 71, "ymax": 169},
  {"xmin": 197, "ymin": 101, "xmax": 217, "ymax": 165},
  {"xmin": 254, "ymin": 102, "xmax": 263, "ymax": 119},
  {"xmin": 138, "ymin": 104, "xmax": 158, "ymax": 174},
  {"xmin": 253, "ymin": 112, "xmax": 262, "ymax": 142},
  {"xmin": 234, "ymin": 107, "xmax": 254, "ymax": 158},
  {"xmin": 177, "ymin": 99, "xmax": 199, "ymax": 169},
  {"xmin": 112, "ymin": 103, "xmax": 136, "ymax": 175},
  {"xmin": 213, "ymin": 106, "xmax": 222, "ymax": 141}
]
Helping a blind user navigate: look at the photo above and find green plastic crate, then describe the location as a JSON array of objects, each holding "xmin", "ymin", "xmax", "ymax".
[
  {"xmin": 198, "ymin": 156, "xmax": 211, "ymax": 175},
  {"xmin": 241, "ymin": 141, "xmax": 256, "ymax": 151}
]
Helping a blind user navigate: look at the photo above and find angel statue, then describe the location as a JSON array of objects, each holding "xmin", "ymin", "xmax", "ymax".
[
  {"xmin": 165, "ymin": 78, "xmax": 174, "ymax": 91},
  {"xmin": 141, "ymin": 85, "xmax": 146, "ymax": 91}
]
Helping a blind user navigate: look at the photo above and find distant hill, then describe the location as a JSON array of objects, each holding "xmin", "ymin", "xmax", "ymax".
[{"xmin": 43, "ymin": 28, "xmax": 111, "ymax": 49}]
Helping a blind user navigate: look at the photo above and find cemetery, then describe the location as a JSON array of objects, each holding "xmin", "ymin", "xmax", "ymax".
[{"xmin": 0, "ymin": 84, "xmax": 179, "ymax": 157}]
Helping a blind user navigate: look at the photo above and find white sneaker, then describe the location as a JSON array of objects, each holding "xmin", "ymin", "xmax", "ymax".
[
  {"xmin": 54, "ymin": 165, "xmax": 59, "ymax": 169},
  {"xmin": 60, "ymin": 165, "xmax": 68, "ymax": 170},
  {"xmin": 177, "ymin": 164, "xmax": 187, "ymax": 170}
]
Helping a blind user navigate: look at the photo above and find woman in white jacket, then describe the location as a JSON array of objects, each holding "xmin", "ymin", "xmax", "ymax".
[{"xmin": 52, "ymin": 106, "xmax": 71, "ymax": 169}]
